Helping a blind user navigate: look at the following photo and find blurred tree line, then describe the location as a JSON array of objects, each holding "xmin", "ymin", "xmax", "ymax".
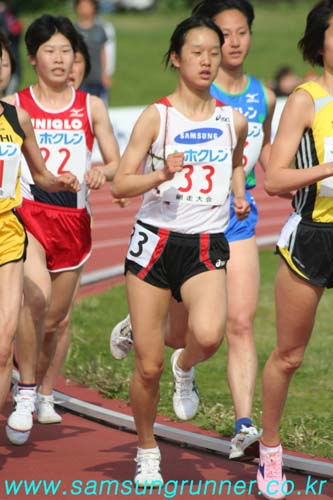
[
  {"xmin": 11, "ymin": 0, "xmax": 300, "ymax": 13},
  {"xmin": 10, "ymin": 0, "xmax": 67, "ymax": 13}
]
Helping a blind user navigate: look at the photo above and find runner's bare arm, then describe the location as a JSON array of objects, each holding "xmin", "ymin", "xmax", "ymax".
[
  {"xmin": 259, "ymin": 86, "xmax": 276, "ymax": 171},
  {"xmin": 89, "ymin": 95, "xmax": 120, "ymax": 183},
  {"xmin": 265, "ymin": 89, "xmax": 333, "ymax": 195},
  {"xmin": 18, "ymin": 108, "xmax": 80, "ymax": 193},
  {"xmin": 232, "ymin": 110, "xmax": 250, "ymax": 220}
]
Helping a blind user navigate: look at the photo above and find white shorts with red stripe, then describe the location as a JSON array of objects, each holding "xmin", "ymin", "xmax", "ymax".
[{"xmin": 125, "ymin": 220, "xmax": 229, "ymax": 301}]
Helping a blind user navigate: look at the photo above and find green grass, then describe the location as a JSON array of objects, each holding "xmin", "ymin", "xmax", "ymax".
[
  {"xmin": 18, "ymin": 2, "xmax": 317, "ymax": 106},
  {"xmin": 65, "ymin": 249, "xmax": 333, "ymax": 459}
]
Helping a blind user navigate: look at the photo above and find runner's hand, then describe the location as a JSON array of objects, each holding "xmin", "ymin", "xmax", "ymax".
[
  {"xmin": 57, "ymin": 173, "xmax": 81, "ymax": 192},
  {"xmin": 85, "ymin": 166, "xmax": 107, "ymax": 190},
  {"xmin": 233, "ymin": 196, "xmax": 250, "ymax": 220},
  {"xmin": 161, "ymin": 152, "xmax": 184, "ymax": 181}
]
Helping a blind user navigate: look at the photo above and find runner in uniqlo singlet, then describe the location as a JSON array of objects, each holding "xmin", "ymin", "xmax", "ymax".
[
  {"xmin": 3, "ymin": 15, "xmax": 119, "ymax": 446},
  {"xmin": 0, "ymin": 30, "xmax": 79, "ymax": 423}
]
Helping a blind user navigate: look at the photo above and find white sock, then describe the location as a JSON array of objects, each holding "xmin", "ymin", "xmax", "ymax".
[
  {"xmin": 175, "ymin": 362, "xmax": 193, "ymax": 378},
  {"xmin": 137, "ymin": 447, "xmax": 160, "ymax": 456},
  {"xmin": 260, "ymin": 441, "xmax": 282, "ymax": 454}
]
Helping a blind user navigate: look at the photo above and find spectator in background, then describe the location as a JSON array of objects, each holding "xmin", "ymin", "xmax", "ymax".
[
  {"xmin": 74, "ymin": 0, "xmax": 111, "ymax": 105},
  {"xmin": 0, "ymin": 1, "xmax": 22, "ymax": 93},
  {"xmin": 271, "ymin": 65, "xmax": 303, "ymax": 97},
  {"xmin": 100, "ymin": 16, "xmax": 116, "ymax": 98}
]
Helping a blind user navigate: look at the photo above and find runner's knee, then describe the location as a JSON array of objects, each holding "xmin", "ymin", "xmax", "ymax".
[
  {"xmin": 136, "ymin": 358, "xmax": 164, "ymax": 384},
  {"xmin": 273, "ymin": 347, "xmax": 305, "ymax": 375},
  {"xmin": 227, "ymin": 313, "xmax": 254, "ymax": 342}
]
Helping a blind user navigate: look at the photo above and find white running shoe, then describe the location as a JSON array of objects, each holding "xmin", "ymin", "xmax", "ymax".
[
  {"xmin": 36, "ymin": 393, "xmax": 62, "ymax": 424},
  {"xmin": 110, "ymin": 314, "xmax": 133, "ymax": 360},
  {"xmin": 5, "ymin": 426, "xmax": 31, "ymax": 446},
  {"xmin": 134, "ymin": 449, "xmax": 163, "ymax": 487},
  {"xmin": 171, "ymin": 348, "xmax": 199, "ymax": 421},
  {"xmin": 229, "ymin": 425, "xmax": 262, "ymax": 460},
  {"xmin": 7, "ymin": 389, "xmax": 36, "ymax": 432}
]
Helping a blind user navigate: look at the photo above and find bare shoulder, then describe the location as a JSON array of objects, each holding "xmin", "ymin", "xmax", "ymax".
[
  {"xmin": 287, "ymin": 87, "xmax": 314, "ymax": 107},
  {"xmin": 127, "ymin": 103, "xmax": 160, "ymax": 146},
  {"xmin": 232, "ymin": 108, "xmax": 248, "ymax": 132},
  {"xmin": 264, "ymin": 85, "xmax": 276, "ymax": 109},
  {"xmin": 1, "ymin": 93, "xmax": 16, "ymax": 105},
  {"xmin": 282, "ymin": 88, "xmax": 314, "ymax": 125},
  {"xmin": 132, "ymin": 103, "xmax": 160, "ymax": 131},
  {"xmin": 16, "ymin": 107, "xmax": 33, "ymax": 128},
  {"xmin": 88, "ymin": 94, "xmax": 109, "ymax": 118}
]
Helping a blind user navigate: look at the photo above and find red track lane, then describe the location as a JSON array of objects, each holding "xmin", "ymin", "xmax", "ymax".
[{"xmin": 1, "ymin": 378, "xmax": 332, "ymax": 500}]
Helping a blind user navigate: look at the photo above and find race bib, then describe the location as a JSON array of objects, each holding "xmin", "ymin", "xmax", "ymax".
[
  {"xmin": 34, "ymin": 130, "xmax": 87, "ymax": 183},
  {"xmin": 242, "ymin": 122, "xmax": 264, "ymax": 177},
  {"xmin": 0, "ymin": 143, "xmax": 21, "ymax": 199},
  {"xmin": 127, "ymin": 223, "xmax": 160, "ymax": 268},
  {"xmin": 159, "ymin": 144, "xmax": 232, "ymax": 205},
  {"xmin": 320, "ymin": 137, "xmax": 333, "ymax": 196}
]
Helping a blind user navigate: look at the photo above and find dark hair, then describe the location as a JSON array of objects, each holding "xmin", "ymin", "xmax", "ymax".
[
  {"xmin": 74, "ymin": 0, "xmax": 99, "ymax": 12},
  {"xmin": 0, "ymin": 31, "xmax": 6, "ymax": 60},
  {"xmin": 298, "ymin": 0, "xmax": 333, "ymax": 67},
  {"xmin": 164, "ymin": 16, "xmax": 224, "ymax": 68},
  {"xmin": 192, "ymin": 0, "xmax": 255, "ymax": 32},
  {"xmin": 0, "ymin": 31, "xmax": 16, "ymax": 73},
  {"xmin": 75, "ymin": 31, "xmax": 91, "ymax": 79},
  {"xmin": 25, "ymin": 15, "xmax": 78, "ymax": 57}
]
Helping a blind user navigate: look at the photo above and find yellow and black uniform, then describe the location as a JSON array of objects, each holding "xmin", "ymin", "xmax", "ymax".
[
  {"xmin": 277, "ymin": 81, "xmax": 333, "ymax": 287},
  {"xmin": 0, "ymin": 100, "xmax": 27, "ymax": 266}
]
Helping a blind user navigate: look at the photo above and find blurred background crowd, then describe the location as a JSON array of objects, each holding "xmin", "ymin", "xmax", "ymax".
[{"xmin": 0, "ymin": 0, "xmax": 315, "ymax": 103}]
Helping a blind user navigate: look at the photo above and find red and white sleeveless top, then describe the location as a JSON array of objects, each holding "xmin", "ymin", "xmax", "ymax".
[
  {"xmin": 16, "ymin": 86, "xmax": 94, "ymax": 209},
  {"xmin": 136, "ymin": 97, "xmax": 237, "ymax": 234}
]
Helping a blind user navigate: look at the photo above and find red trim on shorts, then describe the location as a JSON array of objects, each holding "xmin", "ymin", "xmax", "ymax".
[
  {"xmin": 138, "ymin": 228, "xmax": 170, "ymax": 279},
  {"xmin": 200, "ymin": 233, "xmax": 215, "ymax": 270},
  {"xmin": 215, "ymin": 98, "xmax": 226, "ymax": 107}
]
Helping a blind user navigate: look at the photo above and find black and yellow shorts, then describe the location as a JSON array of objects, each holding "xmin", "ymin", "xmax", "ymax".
[
  {"xmin": 0, "ymin": 209, "xmax": 27, "ymax": 267},
  {"xmin": 277, "ymin": 212, "xmax": 333, "ymax": 288}
]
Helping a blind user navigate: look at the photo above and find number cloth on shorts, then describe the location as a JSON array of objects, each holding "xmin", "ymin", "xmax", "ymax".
[
  {"xmin": 125, "ymin": 221, "xmax": 229, "ymax": 302},
  {"xmin": 17, "ymin": 199, "xmax": 91, "ymax": 272},
  {"xmin": 277, "ymin": 212, "xmax": 333, "ymax": 288},
  {"xmin": 0, "ymin": 209, "xmax": 27, "ymax": 266},
  {"xmin": 15, "ymin": 86, "xmax": 94, "ymax": 209},
  {"xmin": 224, "ymin": 191, "xmax": 258, "ymax": 242},
  {"xmin": 135, "ymin": 97, "xmax": 237, "ymax": 234}
]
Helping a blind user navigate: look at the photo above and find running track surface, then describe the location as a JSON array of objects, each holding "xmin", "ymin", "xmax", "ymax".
[
  {"xmin": 1, "ymin": 378, "xmax": 333, "ymax": 499},
  {"xmin": 2, "ymin": 169, "xmax": 332, "ymax": 499}
]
